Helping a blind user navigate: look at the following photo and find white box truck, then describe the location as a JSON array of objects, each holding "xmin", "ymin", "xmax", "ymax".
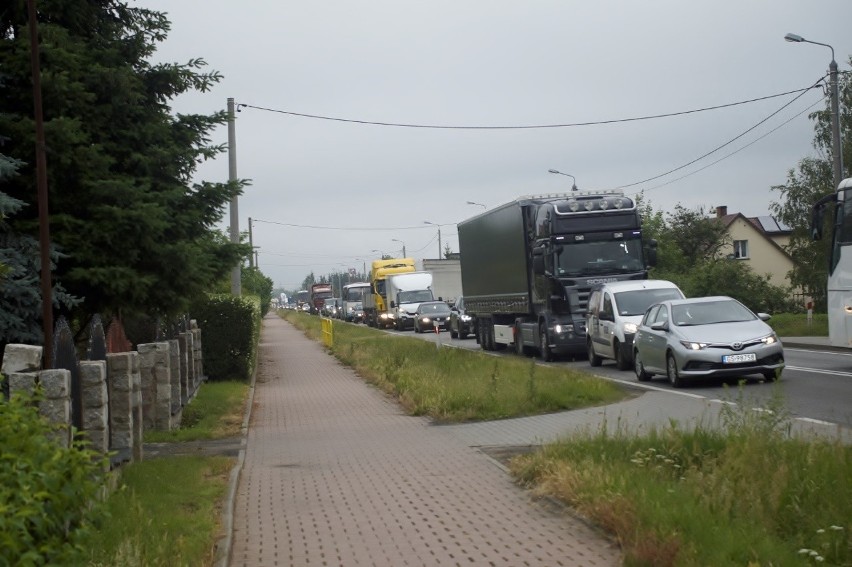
[{"xmin": 387, "ymin": 271, "xmax": 435, "ymax": 331}]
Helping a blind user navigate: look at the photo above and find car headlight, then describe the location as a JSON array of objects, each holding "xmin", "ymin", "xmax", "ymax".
[
  {"xmin": 761, "ymin": 334, "xmax": 778, "ymax": 345},
  {"xmin": 623, "ymin": 322, "xmax": 638, "ymax": 334},
  {"xmin": 679, "ymin": 340, "xmax": 708, "ymax": 350},
  {"xmin": 554, "ymin": 324, "xmax": 563, "ymax": 333},
  {"xmin": 422, "ymin": 317, "xmax": 431, "ymax": 323},
  {"xmin": 461, "ymin": 315, "xmax": 472, "ymax": 322}
]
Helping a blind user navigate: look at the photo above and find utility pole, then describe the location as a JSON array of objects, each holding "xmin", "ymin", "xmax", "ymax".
[
  {"xmin": 248, "ymin": 217, "xmax": 254, "ymax": 268},
  {"xmin": 28, "ymin": 0, "xmax": 53, "ymax": 367},
  {"xmin": 227, "ymin": 97, "xmax": 241, "ymax": 295}
]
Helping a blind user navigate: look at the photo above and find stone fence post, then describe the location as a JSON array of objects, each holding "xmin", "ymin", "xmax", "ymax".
[
  {"xmin": 177, "ymin": 331, "xmax": 194, "ymax": 403},
  {"xmin": 137, "ymin": 342, "xmax": 172, "ymax": 431},
  {"xmin": 107, "ymin": 352, "xmax": 143, "ymax": 463},
  {"xmin": 168, "ymin": 339, "xmax": 182, "ymax": 422},
  {"xmin": 79, "ymin": 360, "xmax": 109, "ymax": 454}
]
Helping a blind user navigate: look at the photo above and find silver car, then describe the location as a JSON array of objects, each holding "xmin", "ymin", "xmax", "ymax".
[{"xmin": 632, "ymin": 296, "xmax": 784, "ymax": 387}]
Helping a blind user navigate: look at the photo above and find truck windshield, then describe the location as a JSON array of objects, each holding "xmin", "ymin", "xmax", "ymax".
[
  {"xmin": 343, "ymin": 286, "xmax": 368, "ymax": 301},
  {"xmin": 555, "ymin": 239, "xmax": 644, "ymax": 276},
  {"xmin": 398, "ymin": 290, "xmax": 434, "ymax": 303}
]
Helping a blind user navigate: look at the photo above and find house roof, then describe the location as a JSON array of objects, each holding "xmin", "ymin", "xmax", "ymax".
[{"xmin": 716, "ymin": 212, "xmax": 792, "ymax": 259}]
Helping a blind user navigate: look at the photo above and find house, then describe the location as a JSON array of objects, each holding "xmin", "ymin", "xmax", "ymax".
[{"xmin": 714, "ymin": 205, "xmax": 796, "ymax": 292}]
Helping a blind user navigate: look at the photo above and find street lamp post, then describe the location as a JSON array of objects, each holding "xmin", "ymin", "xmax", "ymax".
[
  {"xmin": 391, "ymin": 238, "xmax": 406, "ymax": 257},
  {"xmin": 424, "ymin": 221, "xmax": 442, "ymax": 259},
  {"xmin": 548, "ymin": 169, "xmax": 578, "ymax": 191},
  {"xmin": 785, "ymin": 32, "xmax": 844, "ymax": 190},
  {"xmin": 466, "ymin": 201, "xmax": 486, "ymax": 209}
]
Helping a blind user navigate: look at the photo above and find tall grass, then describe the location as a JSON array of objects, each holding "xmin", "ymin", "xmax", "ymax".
[
  {"xmin": 87, "ymin": 456, "xmax": 233, "ymax": 567},
  {"xmin": 144, "ymin": 381, "xmax": 248, "ymax": 443},
  {"xmin": 511, "ymin": 388, "xmax": 851, "ymax": 566},
  {"xmin": 281, "ymin": 310, "xmax": 626, "ymax": 422}
]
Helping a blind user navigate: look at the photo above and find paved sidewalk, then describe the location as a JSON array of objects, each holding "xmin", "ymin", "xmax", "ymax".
[{"xmin": 228, "ymin": 315, "xmax": 621, "ymax": 566}]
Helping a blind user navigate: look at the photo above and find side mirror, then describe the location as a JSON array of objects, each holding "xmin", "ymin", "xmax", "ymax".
[
  {"xmin": 646, "ymin": 239, "xmax": 658, "ymax": 267},
  {"xmin": 390, "ymin": 301, "xmax": 396, "ymax": 308},
  {"xmin": 757, "ymin": 313, "xmax": 771, "ymax": 322},
  {"xmin": 650, "ymin": 321, "xmax": 668, "ymax": 331},
  {"xmin": 599, "ymin": 312, "xmax": 614, "ymax": 322},
  {"xmin": 532, "ymin": 248, "xmax": 545, "ymax": 275}
]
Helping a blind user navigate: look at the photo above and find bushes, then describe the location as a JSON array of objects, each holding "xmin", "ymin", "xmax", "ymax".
[
  {"xmin": 0, "ymin": 390, "xmax": 107, "ymax": 566},
  {"xmin": 190, "ymin": 294, "xmax": 261, "ymax": 381}
]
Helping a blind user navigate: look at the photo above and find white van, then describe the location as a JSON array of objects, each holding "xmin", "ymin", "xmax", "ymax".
[{"xmin": 586, "ymin": 280, "xmax": 684, "ymax": 370}]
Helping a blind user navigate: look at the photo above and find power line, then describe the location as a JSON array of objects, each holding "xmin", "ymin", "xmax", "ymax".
[
  {"xmin": 237, "ymin": 85, "xmax": 817, "ymax": 130},
  {"xmin": 615, "ymin": 74, "xmax": 826, "ymax": 189},
  {"xmin": 253, "ymin": 218, "xmax": 454, "ymax": 231},
  {"xmin": 631, "ymin": 96, "xmax": 826, "ymax": 195}
]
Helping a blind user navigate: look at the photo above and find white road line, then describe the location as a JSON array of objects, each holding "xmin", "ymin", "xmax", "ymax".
[
  {"xmin": 785, "ymin": 365, "xmax": 852, "ymax": 377},
  {"xmin": 785, "ymin": 347, "xmax": 852, "ymax": 357}
]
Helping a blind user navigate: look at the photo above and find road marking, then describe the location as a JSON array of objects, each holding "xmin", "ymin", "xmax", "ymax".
[
  {"xmin": 785, "ymin": 365, "xmax": 852, "ymax": 377},
  {"xmin": 785, "ymin": 347, "xmax": 852, "ymax": 357}
]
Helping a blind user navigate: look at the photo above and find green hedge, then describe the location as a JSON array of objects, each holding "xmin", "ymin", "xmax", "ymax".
[
  {"xmin": 0, "ymin": 390, "xmax": 107, "ymax": 566},
  {"xmin": 191, "ymin": 294, "xmax": 261, "ymax": 381}
]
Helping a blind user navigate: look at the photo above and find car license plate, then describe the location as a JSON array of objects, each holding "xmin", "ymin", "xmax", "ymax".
[{"xmin": 722, "ymin": 353, "xmax": 756, "ymax": 364}]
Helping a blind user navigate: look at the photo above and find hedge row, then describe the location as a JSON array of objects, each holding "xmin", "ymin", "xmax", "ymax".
[{"xmin": 190, "ymin": 293, "xmax": 261, "ymax": 382}]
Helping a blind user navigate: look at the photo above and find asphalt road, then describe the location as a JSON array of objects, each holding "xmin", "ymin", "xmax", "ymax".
[{"xmin": 396, "ymin": 328, "xmax": 852, "ymax": 431}]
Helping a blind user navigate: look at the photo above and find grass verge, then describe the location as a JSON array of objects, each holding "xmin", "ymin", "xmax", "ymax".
[
  {"xmin": 88, "ymin": 380, "xmax": 249, "ymax": 565},
  {"xmin": 768, "ymin": 312, "xmax": 828, "ymax": 337},
  {"xmin": 280, "ymin": 309, "xmax": 627, "ymax": 422},
  {"xmin": 86, "ymin": 455, "xmax": 233, "ymax": 567},
  {"xmin": 510, "ymin": 389, "xmax": 851, "ymax": 566},
  {"xmin": 144, "ymin": 380, "xmax": 249, "ymax": 442}
]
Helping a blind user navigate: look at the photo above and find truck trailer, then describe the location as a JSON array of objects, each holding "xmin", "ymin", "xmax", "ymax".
[
  {"xmin": 457, "ymin": 191, "xmax": 655, "ymax": 360},
  {"xmin": 387, "ymin": 271, "xmax": 435, "ymax": 330},
  {"xmin": 363, "ymin": 258, "xmax": 416, "ymax": 328}
]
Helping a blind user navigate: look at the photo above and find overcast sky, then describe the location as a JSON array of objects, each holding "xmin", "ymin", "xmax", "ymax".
[{"xmin": 138, "ymin": 0, "xmax": 850, "ymax": 290}]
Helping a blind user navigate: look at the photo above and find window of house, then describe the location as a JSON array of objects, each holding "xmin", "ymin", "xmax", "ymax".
[{"xmin": 733, "ymin": 240, "xmax": 749, "ymax": 259}]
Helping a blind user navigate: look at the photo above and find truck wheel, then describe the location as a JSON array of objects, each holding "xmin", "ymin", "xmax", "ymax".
[
  {"xmin": 587, "ymin": 339, "xmax": 602, "ymax": 367},
  {"xmin": 539, "ymin": 324, "xmax": 553, "ymax": 362},
  {"xmin": 614, "ymin": 340, "xmax": 631, "ymax": 371}
]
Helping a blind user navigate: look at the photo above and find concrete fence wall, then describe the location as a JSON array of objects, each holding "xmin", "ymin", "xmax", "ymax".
[{"xmin": 0, "ymin": 324, "xmax": 204, "ymax": 463}]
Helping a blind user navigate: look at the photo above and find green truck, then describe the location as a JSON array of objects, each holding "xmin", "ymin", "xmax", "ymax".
[{"xmin": 457, "ymin": 191, "xmax": 656, "ymax": 361}]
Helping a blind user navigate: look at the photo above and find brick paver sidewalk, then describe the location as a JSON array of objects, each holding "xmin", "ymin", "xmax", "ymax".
[{"xmin": 228, "ymin": 315, "xmax": 621, "ymax": 566}]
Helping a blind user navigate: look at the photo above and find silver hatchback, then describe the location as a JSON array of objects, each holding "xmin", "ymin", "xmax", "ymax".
[{"xmin": 632, "ymin": 296, "xmax": 784, "ymax": 387}]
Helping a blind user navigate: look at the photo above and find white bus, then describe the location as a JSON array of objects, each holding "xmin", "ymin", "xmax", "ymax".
[{"xmin": 813, "ymin": 177, "xmax": 852, "ymax": 347}]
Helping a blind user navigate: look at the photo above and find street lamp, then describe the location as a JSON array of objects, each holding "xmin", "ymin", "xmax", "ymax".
[
  {"xmin": 391, "ymin": 238, "xmax": 406, "ymax": 257},
  {"xmin": 424, "ymin": 221, "xmax": 442, "ymax": 259},
  {"xmin": 548, "ymin": 169, "xmax": 578, "ymax": 191},
  {"xmin": 466, "ymin": 201, "xmax": 486, "ymax": 209},
  {"xmin": 785, "ymin": 32, "xmax": 844, "ymax": 190}
]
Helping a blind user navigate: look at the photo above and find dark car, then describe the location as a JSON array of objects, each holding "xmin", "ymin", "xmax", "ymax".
[
  {"xmin": 413, "ymin": 301, "xmax": 452, "ymax": 333},
  {"xmin": 449, "ymin": 296, "xmax": 472, "ymax": 339}
]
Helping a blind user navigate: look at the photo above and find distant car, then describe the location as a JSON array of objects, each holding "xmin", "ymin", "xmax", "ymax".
[
  {"xmin": 632, "ymin": 296, "xmax": 784, "ymax": 387},
  {"xmin": 321, "ymin": 298, "xmax": 341, "ymax": 318},
  {"xmin": 413, "ymin": 301, "xmax": 452, "ymax": 333},
  {"xmin": 345, "ymin": 301, "xmax": 365, "ymax": 323},
  {"xmin": 449, "ymin": 296, "xmax": 472, "ymax": 339}
]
